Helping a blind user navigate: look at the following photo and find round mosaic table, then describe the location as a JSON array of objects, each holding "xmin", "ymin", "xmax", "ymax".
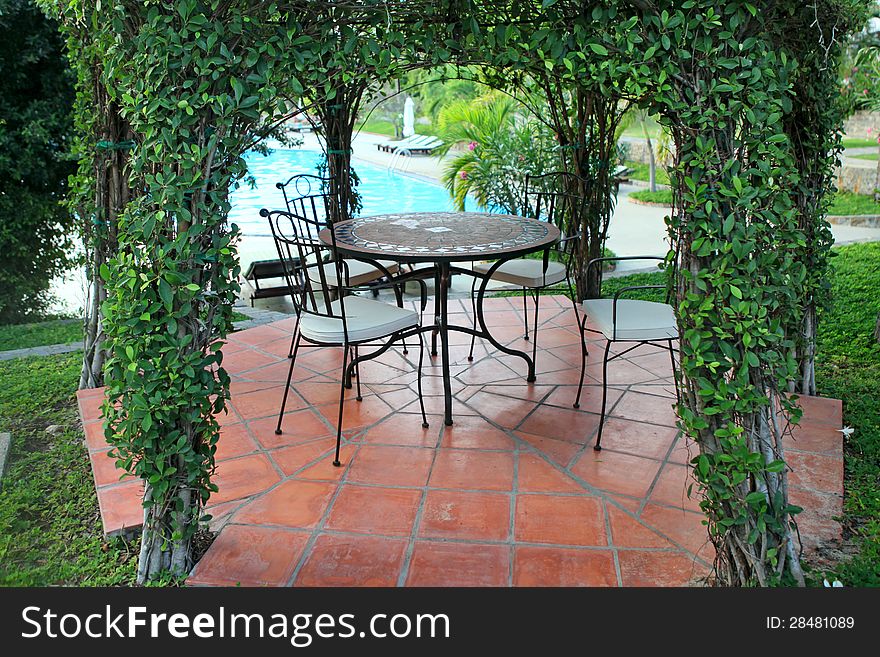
[{"xmin": 321, "ymin": 212, "xmax": 560, "ymax": 425}]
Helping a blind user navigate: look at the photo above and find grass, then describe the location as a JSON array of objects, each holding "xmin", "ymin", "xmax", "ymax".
[
  {"xmin": 0, "ymin": 319, "xmax": 80, "ymax": 351},
  {"xmin": 624, "ymin": 160, "xmax": 671, "ymax": 186},
  {"xmin": 815, "ymin": 242, "xmax": 880, "ymax": 586},
  {"xmin": 627, "ymin": 188, "xmax": 880, "ymax": 217},
  {"xmin": 0, "ymin": 311, "xmax": 252, "ymax": 352},
  {"xmin": 0, "ymin": 352, "xmax": 138, "ymax": 585},
  {"xmin": 829, "ymin": 191, "xmax": 880, "ymax": 216},
  {"xmin": 842, "ymin": 138, "xmax": 879, "ymax": 149},
  {"xmin": 851, "ymin": 152, "xmax": 879, "ymax": 161},
  {"xmin": 355, "ymin": 118, "xmax": 433, "ymax": 138},
  {"xmin": 629, "ymin": 189, "xmax": 673, "ymax": 206}
]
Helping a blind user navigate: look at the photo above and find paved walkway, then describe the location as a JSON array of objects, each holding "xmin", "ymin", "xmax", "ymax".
[{"xmin": 77, "ymin": 294, "xmax": 844, "ymax": 586}]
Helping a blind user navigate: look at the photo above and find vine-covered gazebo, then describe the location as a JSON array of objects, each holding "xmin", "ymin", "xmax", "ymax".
[{"xmin": 44, "ymin": 0, "xmax": 866, "ymax": 586}]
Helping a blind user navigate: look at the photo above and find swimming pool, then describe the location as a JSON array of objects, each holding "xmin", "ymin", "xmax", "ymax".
[{"xmin": 229, "ymin": 148, "xmax": 478, "ymax": 239}]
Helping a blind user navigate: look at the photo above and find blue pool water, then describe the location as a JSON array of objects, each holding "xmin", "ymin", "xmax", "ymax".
[{"xmin": 229, "ymin": 148, "xmax": 477, "ymax": 238}]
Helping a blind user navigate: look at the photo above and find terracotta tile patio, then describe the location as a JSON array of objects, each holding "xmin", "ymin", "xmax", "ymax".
[{"xmin": 76, "ymin": 294, "xmax": 844, "ymax": 586}]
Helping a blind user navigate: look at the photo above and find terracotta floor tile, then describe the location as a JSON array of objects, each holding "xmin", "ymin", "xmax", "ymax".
[
  {"xmin": 639, "ymin": 504, "xmax": 714, "ymax": 560},
  {"xmin": 188, "ymin": 525, "xmax": 308, "ymax": 587},
  {"xmin": 97, "ymin": 481, "xmax": 144, "ymax": 536},
  {"xmin": 796, "ymin": 395, "xmax": 842, "ymax": 427},
  {"xmin": 315, "ymin": 396, "xmax": 393, "ymax": 432},
  {"xmin": 361, "ymin": 413, "xmax": 442, "ymax": 447},
  {"xmin": 429, "ymin": 450, "xmax": 514, "ymax": 491},
  {"xmin": 513, "ymin": 546, "xmax": 617, "ymax": 587},
  {"xmin": 406, "ymin": 542, "xmax": 510, "ymax": 586},
  {"xmin": 462, "ymin": 391, "xmax": 537, "ymax": 428},
  {"xmin": 786, "ymin": 451, "xmax": 843, "ymax": 494},
  {"xmin": 296, "ymin": 445, "xmax": 357, "ymax": 481},
  {"xmin": 419, "ymin": 490, "xmax": 511, "ymax": 541},
  {"xmin": 211, "ymin": 454, "xmax": 281, "ymax": 506},
  {"xmin": 617, "ymin": 550, "xmax": 709, "ymax": 587},
  {"xmin": 542, "ymin": 384, "xmax": 623, "ymax": 415},
  {"xmin": 514, "ymin": 431, "xmax": 582, "ymax": 468},
  {"xmin": 514, "ymin": 495, "xmax": 606, "ymax": 546},
  {"xmin": 783, "ymin": 423, "xmax": 842, "ymax": 456},
  {"xmin": 295, "ymin": 379, "xmax": 364, "ymax": 407},
  {"xmin": 610, "ymin": 391, "xmax": 678, "ymax": 427},
  {"xmin": 517, "ymin": 405, "xmax": 600, "ymax": 444},
  {"xmin": 347, "ymin": 445, "xmax": 434, "ymax": 487},
  {"xmin": 790, "ymin": 486, "xmax": 842, "ymax": 550},
  {"xmin": 439, "ymin": 415, "xmax": 516, "ymax": 450},
  {"xmin": 241, "ymin": 359, "xmax": 317, "ymax": 384},
  {"xmin": 228, "ymin": 323, "xmax": 290, "ymax": 346},
  {"xmin": 221, "ymin": 348, "xmax": 280, "ymax": 374},
  {"xmin": 518, "ymin": 454, "xmax": 585, "ymax": 493},
  {"xmin": 77, "ymin": 393, "xmax": 105, "ymax": 424},
  {"xmin": 249, "ymin": 409, "xmax": 332, "ymax": 449},
  {"xmin": 588, "ymin": 418, "xmax": 679, "ymax": 461},
  {"xmin": 231, "ymin": 386, "xmax": 306, "ymax": 420},
  {"xmin": 571, "ymin": 450, "xmax": 662, "ymax": 499},
  {"xmin": 606, "ymin": 504, "xmax": 674, "ymax": 549},
  {"xmin": 83, "ymin": 420, "xmax": 109, "ymax": 452},
  {"xmin": 581, "ymin": 358, "xmax": 659, "ymax": 386},
  {"xmin": 295, "ymin": 534, "xmax": 407, "ymax": 587},
  {"xmin": 325, "ymin": 485, "xmax": 421, "ymax": 536},
  {"xmin": 478, "ymin": 384, "xmax": 556, "ymax": 403},
  {"xmin": 271, "ymin": 438, "xmax": 337, "ymax": 475},
  {"xmin": 215, "ymin": 423, "xmax": 259, "ymax": 461},
  {"xmin": 648, "ymin": 463, "xmax": 701, "ymax": 513},
  {"xmin": 90, "ymin": 449, "xmax": 129, "ymax": 487},
  {"xmin": 234, "ymin": 479, "xmax": 336, "ymax": 528}
]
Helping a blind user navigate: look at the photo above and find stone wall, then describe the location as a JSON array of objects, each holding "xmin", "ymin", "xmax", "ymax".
[{"xmin": 844, "ymin": 110, "xmax": 880, "ymax": 139}]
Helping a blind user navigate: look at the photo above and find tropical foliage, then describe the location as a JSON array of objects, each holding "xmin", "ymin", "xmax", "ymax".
[{"xmin": 0, "ymin": 0, "xmax": 75, "ymax": 323}]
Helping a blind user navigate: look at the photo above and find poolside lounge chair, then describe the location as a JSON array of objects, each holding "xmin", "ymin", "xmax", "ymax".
[{"xmin": 377, "ymin": 134, "xmax": 441, "ymax": 154}]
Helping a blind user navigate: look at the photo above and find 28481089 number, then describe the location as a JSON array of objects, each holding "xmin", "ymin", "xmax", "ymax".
[{"xmin": 766, "ymin": 616, "xmax": 855, "ymax": 629}]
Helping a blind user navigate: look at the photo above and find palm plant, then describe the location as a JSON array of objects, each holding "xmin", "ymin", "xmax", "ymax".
[{"xmin": 435, "ymin": 92, "xmax": 555, "ymax": 214}]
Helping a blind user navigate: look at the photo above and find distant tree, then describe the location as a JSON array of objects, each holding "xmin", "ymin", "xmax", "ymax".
[{"xmin": 0, "ymin": 0, "xmax": 75, "ymax": 323}]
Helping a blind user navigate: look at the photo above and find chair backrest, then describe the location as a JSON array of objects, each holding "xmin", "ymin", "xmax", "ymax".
[
  {"xmin": 524, "ymin": 171, "xmax": 592, "ymax": 262},
  {"xmin": 276, "ymin": 174, "xmax": 334, "ymax": 235},
  {"xmin": 260, "ymin": 208, "xmax": 350, "ymax": 331}
]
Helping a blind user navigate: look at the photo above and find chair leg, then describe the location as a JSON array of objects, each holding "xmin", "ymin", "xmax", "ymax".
[
  {"xmin": 417, "ymin": 332, "xmax": 429, "ymax": 428},
  {"xmin": 467, "ymin": 276, "xmax": 478, "ymax": 362},
  {"xmin": 594, "ymin": 340, "xmax": 612, "ymax": 451},
  {"xmin": 276, "ymin": 328, "xmax": 301, "ymax": 434},
  {"xmin": 354, "ymin": 345, "xmax": 362, "ymax": 402},
  {"xmin": 287, "ymin": 318, "xmax": 299, "ymax": 358},
  {"xmin": 667, "ymin": 339, "xmax": 680, "ymax": 403},
  {"xmin": 573, "ymin": 314, "xmax": 589, "ymax": 409},
  {"xmin": 334, "ymin": 344, "xmax": 351, "ymax": 467},
  {"xmin": 531, "ymin": 289, "xmax": 540, "ymax": 367},
  {"xmin": 522, "ymin": 287, "xmax": 530, "ymax": 340}
]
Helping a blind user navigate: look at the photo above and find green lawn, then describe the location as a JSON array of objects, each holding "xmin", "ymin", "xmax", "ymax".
[
  {"xmin": 624, "ymin": 160, "xmax": 671, "ymax": 186},
  {"xmin": 355, "ymin": 118, "xmax": 433, "ymax": 138},
  {"xmin": 851, "ymin": 152, "xmax": 879, "ymax": 161},
  {"xmin": 629, "ymin": 189, "xmax": 673, "ymax": 205},
  {"xmin": 842, "ymin": 138, "xmax": 879, "ymax": 148},
  {"xmin": 816, "ymin": 242, "xmax": 880, "ymax": 586},
  {"xmin": 0, "ymin": 312, "xmax": 251, "ymax": 352},
  {"xmin": 0, "ymin": 353, "xmax": 138, "ymax": 585},
  {"xmin": 0, "ymin": 319, "xmax": 80, "ymax": 351},
  {"xmin": 628, "ymin": 188, "xmax": 880, "ymax": 217}
]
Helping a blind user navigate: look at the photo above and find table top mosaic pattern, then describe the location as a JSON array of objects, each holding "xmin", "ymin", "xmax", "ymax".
[{"xmin": 325, "ymin": 212, "xmax": 560, "ymax": 262}]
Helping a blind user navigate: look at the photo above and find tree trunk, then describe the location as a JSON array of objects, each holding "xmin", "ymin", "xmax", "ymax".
[
  {"xmin": 79, "ymin": 85, "xmax": 132, "ymax": 389},
  {"xmin": 646, "ymin": 135, "xmax": 657, "ymax": 193}
]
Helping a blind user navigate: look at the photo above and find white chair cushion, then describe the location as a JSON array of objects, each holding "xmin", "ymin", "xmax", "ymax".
[
  {"xmin": 582, "ymin": 298, "xmax": 678, "ymax": 341},
  {"xmin": 299, "ymin": 296, "xmax": 418, "ymax": 343},
  {"xmin": 309, "ymin": 259, "xmax": 400, "ymax": 287},
  {"xmin": 473, "ymin": 258, "xmax": 567, "ymax": 288}
]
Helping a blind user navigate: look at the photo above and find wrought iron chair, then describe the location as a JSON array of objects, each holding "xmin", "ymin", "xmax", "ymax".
[
  {"xmin": 275, "ymin": 173, "xmax": 422, "ymax": 357},
  {"xmin": 262, "ymin": 208, "xmax": 430, "ymax": 467},
  {"xmin": 276, "ymin": 174, "xmax": 402, "ymax": 292},
  {"xmin": 467, "ymin": 172, "xmax": 587, "ymax": 366},
  {"xmin": 573, "ymin": 256, "xmax": 679, "ymax": 451}
]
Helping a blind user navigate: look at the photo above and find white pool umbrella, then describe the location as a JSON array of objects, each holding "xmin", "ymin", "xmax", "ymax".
[{"xmin": 402, "ymin": 97, "xmax": 415, "ymax": 138}]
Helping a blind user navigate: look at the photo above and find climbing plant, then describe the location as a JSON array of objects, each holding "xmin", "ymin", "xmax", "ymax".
[{"xmin": 49, "ymin": 0, "xmax": 863, "ymax": 586}]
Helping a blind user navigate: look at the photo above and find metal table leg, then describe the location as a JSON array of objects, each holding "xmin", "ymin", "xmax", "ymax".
[{"xmin": 438, "ymin": 261, "xmax": 453, "ymax": 425}]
